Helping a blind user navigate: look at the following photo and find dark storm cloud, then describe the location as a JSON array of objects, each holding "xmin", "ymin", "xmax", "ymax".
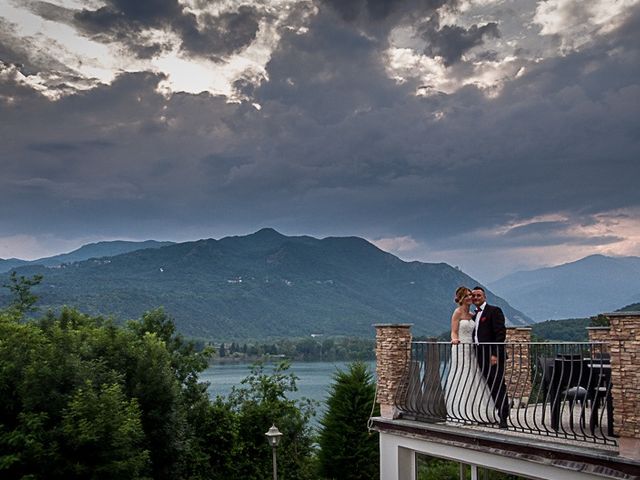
[
  {"xmin": 22, "ymin": 0, "xmax": 261, "ymax": 61},
  {"xmin": 318, "ymin": 0, "xmax": 499, "ymax": 66},
  {"xmin": 28, "ymin": 140, "xmax": 115, "ymax": 154},
  {"xmin": 73, "ymin": 0, "xmax": 261, "ymax": 60},
  {"xmin": 317, "ymin": 0, "xmax": 456, "ymax": 51},
  {"xmin": 1, "ymin": 1, "xmax": 639, "ymax": 270},
  {"xmin": 320, "ymin": 0, "xmax": 452, "ymax": 25},
  {"xmin": 0, "ymin": 21, "xmax": 34, "ymax": 73},
  {"xmin": 200, "ymin": 154, "xmax": 253, "ymax": 175},
  {"xmin": 0, "ymin": 69, "xmax": 258, "ymax": 235},
  {"xmin": 247, "ymin": 2, "xmax": 640, "ymax": 247},
  {"xmin": 0, "ymin": 17, "xmax": 71, "ymax": 76},
  {"xmin": 0, "ymin": 61, "xmax": 50, "ymax": 104},
  {"xmin": 23, "ymin": 1, "xmax": 74, "ymax": 24},
  {"xmin": 419, "ymin": 17, "xmax": 500, "ymax": 65}
]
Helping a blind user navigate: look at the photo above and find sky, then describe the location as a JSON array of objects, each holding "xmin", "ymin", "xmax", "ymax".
[{"xmin": 1, "ymin": 0, "xmax": 639, "ymax": 282}]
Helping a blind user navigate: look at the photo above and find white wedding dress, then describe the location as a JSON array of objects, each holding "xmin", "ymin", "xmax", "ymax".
[{"xmin": 444, "ymin": 319, "xmax": 497, "ymax": 423}]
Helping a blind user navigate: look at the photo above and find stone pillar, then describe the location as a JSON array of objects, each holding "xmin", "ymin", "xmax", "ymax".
[
  {"xmin": 587, "ymin": 326, "xmax": 611, "ymax": 355},
  {"xmin": 375, "ymin": 324, "xmax": 412, "ymax": 419},
  {"xmin": 606, "ymin": 312, "xmax": 640, "ymax": 460},
  {"xmin": 505, "ymin": 327, "xmax": 532, "ymax": 408}
]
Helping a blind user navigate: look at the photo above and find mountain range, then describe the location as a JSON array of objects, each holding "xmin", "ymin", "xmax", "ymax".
[
  {"xmin": 0, "ymin": 240, "xmax": 174, "ymax": 273},
  {"xmin": 488, "ymin": 255, "xmax": 640, "ymax": 321},
  {"xmin": 1, "ymin": 229, "xmax": 530, "ymax": 339}
]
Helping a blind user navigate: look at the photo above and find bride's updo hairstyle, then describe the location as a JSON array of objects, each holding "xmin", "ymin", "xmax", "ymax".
[{"xmin": 454, "ymin": 286, "xmax": 471, "ymax": 305}]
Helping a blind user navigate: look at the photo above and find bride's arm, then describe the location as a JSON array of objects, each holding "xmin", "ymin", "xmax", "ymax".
[{"xmin": 450, "ymin": 310, "xmax": 460, "ymax": 344}]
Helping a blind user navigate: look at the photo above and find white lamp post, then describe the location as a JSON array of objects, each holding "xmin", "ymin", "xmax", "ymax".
[{"xmin": 265, "ymin": 424, "xmax": 283, "ymax": 480}]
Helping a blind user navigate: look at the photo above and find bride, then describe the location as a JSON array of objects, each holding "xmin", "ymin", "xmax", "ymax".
[{"xmin": 444, "ymin": 286, "xmax": 497, "ymax": 423}]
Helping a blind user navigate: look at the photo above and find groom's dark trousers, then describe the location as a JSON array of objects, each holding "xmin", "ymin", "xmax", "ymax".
[{"xmin": 475, "ymin": 304, "xmax": 510, "ymax": 422}]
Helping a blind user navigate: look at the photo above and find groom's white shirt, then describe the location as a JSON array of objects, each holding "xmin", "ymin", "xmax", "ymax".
[{"xmin": 473, "ymin": 301, "xmax": 487, "ymax": 344}]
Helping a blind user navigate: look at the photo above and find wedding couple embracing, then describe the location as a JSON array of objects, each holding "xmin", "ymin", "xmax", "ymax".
[{"xmin": 444, "ymin": 286, "xmax": 510, "ymax": 428}]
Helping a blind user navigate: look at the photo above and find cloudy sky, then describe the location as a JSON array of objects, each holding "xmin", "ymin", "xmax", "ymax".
[{"xmin": 1, "ymin": 0, "xmax": 639, "ymax": 282}]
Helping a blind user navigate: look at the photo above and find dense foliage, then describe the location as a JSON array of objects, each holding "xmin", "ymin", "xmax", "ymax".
[
  {"xmin": 0, "ymin": 309, "xmax": 323, "ymax": 479},
  {"xmin": 0, "ymin": 275, "xmax": 382, "ymax": 480},
  {"xmin": 0, "ymin": 304, "xmax": 215, "ymax": 479},
  {"xmin": 529, "ymin": 313, "xmax": 621, "ymax": 341},
  {"xmin": 317, "ymin": 362, "xmax": 379, "ymax": 480},
  {"xmin": 530, "ymin": 317, "xmax": 591, "ymax": 341}
]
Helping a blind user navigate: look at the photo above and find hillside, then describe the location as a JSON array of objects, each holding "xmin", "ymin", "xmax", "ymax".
[
  {"xmin": 619, "ymin": 302, "xmax": 640, "ymax": 311},
  {"xmin": 4, "ymin": 229, "xmax": 531, "ymax": 339},
  {"xmin": 530, "ymin": 301, "xmax": 640, "ymax": 341},
  {"xmin": 0, "ymin": 258, "xmax": 29, "ymax": 273},
  {"xmin": 488, "ymin": 255, "xmax": 640, "ymax": 321},
  {"xmin": 0, "ymin": 240, "xmax": 174, "ymax": 273},
  {"xmin": 530, "ymin": 317, "xmax": 591, "ymax": 342}
]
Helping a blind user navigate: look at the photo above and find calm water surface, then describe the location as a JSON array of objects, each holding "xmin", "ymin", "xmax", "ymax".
[{"xmin": 200, "ymin": 361, "xmax": 376, "ymax": 424}]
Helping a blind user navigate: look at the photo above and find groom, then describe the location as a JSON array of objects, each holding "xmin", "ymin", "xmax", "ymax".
[{"xmin": 472, "ymin": 286, "xmax": 510, "ymax": 428}]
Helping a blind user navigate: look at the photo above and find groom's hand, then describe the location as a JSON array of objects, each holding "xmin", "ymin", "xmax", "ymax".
[{"xmin": 490, "ymin": 355, "xmax": 498, "ymax": 366}]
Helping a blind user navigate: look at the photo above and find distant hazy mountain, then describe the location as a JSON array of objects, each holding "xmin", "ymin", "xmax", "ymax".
[
  {"xmin": 0, "ymin": 258, "xmax": 29, "ymax": 273},
  {"xmin": 31, "ymin": 240, "xmax": 175, "ymax": 267},
  {"xmin": 489, "ymin": 255, "xmax": 640, "ymax": 321},
  {"xmin": 0, "ymin": 240, "xmax": 174, "ymax": 273},
  {"xmin": 5, "ymin": 229, "xmax": 530, "ymax": 339}
]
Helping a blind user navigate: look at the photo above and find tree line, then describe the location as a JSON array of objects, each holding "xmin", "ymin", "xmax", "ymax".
[
  {"xmin": 216, "ymin": 337, "xmax": 375, "ymax": 362},
  {"xmin": 0, "ymin": 273, "xmax": 379, "ymax": 479}
]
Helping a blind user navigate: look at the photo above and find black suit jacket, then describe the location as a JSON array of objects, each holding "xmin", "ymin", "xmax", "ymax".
[{"xmin": 476, "ymin": 304, "xmax": 506, "ymax": 357}]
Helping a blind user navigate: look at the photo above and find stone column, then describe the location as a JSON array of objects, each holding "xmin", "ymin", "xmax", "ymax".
[
  {"xmin": 587, "ymin": 326, "xmax": 611, "ymax": 355},
  {"xmin": 375, "ymin": 324, "xmax": 412, "ymax": 419},
  {"xmin": 505, "ymin": 327, "xmax": 532, "ymax": 408},
  {"xmin": 606, "ymin": 312, "xmax": 640, "ymax": 460}
]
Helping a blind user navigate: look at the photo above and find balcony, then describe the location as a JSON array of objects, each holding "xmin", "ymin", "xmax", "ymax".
[{"xmin": 370, "ymin": 315, "xmax": 640, "ymax": 480}]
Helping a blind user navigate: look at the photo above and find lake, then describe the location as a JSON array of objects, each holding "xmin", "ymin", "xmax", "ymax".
[{"xmin": 200, "ymin": 361, "xmax": 376, "ymax": 426}]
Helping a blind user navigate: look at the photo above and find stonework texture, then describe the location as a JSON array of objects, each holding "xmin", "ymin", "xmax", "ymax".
[
  {"xmin": 606, "ymin": 314, "xmax": 640, "ymax": 441},
  {"xmin": 375, "ymin": 324, "xmax": 412, "ymax": 415},
  {"xmin": 587, "ymin": 327, "xmax": 611, "ymax": 353},
  {"xmin": 505, "ymin": 328, "xmax": 533, "ymax": 404}
]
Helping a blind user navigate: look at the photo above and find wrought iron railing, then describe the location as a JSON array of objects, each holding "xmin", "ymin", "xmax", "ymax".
[{"xmin": 395, "ymin": 341, "xmax": 616, "ymax": 446}]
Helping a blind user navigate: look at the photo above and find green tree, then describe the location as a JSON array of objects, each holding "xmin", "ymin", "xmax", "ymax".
[
  {"xmin": 61, "ymin": 381, "xmax": 149, "ymax": 479},
  {"xmin": 227, "ymin": 362, "xmax": 318, "ymax": 480},
  {"xmin": 2, "ymin": 271, "xmax": 43, "ymax": 318},
  {"xmin": 0, "ymin": 305, "xmax": 218, "ymax": 480},
  {"xmin": 126, "ymin": 308, "xmax": 215, "ymax": 479},
  {"xmin": 0, "ymin": 308, "xmax": 153, "ymax": 479},
  {"xmin": 590, "ymin": 314, "xmax": 610, "ymax": 327},
  {"xmin": 177, "ymin": 395, "xmax": 239, "ymax": 480},
  {"xmin": 317, "ymin": 362, "xmax": 379, "ymax": 480}
]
